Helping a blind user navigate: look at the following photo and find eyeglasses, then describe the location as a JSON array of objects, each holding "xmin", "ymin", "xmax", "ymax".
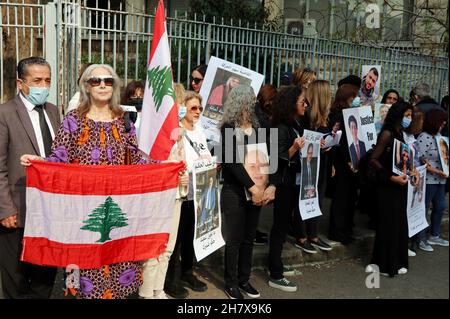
[
  {"xmin": 86, "ymin": 77, "xmax": 115, "ymax": 87},
  {"xmin": 189, "ymin": 105, "xmax": 204, "ymax": 112},
  {"xmin": 189, "ymin": 75, "xmax": 203, "ymax": 84}
]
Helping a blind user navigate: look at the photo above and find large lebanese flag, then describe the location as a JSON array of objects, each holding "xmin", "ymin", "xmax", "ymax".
[
  {"xmin": 138, "ymin": 0, "xmax": 178, "ymax": 160},
  {"xmin": 21, "ymin": 161, "xmax": 183, "ymax": 269}
]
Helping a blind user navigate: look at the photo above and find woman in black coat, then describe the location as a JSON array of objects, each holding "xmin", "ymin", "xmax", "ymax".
[
  {"xmin": 267, "ymin": 86, "xmax": 307, "ymax": 292},
  {"xmin": 220, "ymin": 85, "xmax": 276, "ymax": 299},
  {"xmin": 367, "ymin": 101, "xmax": 416, "ymax": 277}
]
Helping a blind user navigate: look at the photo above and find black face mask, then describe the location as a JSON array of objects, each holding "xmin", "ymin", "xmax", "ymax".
[
  {"xmin": 128, "ymin": 98, "xmax": 143, "ymax": 111},
  {"xmin": 124, "ymin": 111, "xmax": 138, "ymax": 125}
]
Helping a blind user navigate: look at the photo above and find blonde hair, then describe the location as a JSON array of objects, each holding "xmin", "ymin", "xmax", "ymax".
[
  {"xmin": 173, "ymin": 82, "xmax": 186, "ymax": 106},
  {"xmin": 293, "ymin": 67, "xmax": 317, "ymax": 89},
  {"xmin": 77, "ymin": 64, "xmax": 123, "ymax": 118},
  {"xmin": 184, "ymin": 90, "xmax": 202, "ymax": 105},
  {"xmin": 307, "ymin": 80, "xmax": 332, "ymax": 130}
]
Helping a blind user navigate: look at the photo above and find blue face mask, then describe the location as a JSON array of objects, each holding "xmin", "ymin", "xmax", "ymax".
[
  {"xmin": 401, "ymin": 117, "xmax": 412, "ymax": 128},
  {"xmin": 23, "ymin": 83, "xmax": 50, "ymax": 105},
  {"xmin": 178, "ymin": 105, "xmax": 186, "ymax": 120},
  {"xmin": 352, "ymin": 96, "xmax": 361, "ymax": 108}
]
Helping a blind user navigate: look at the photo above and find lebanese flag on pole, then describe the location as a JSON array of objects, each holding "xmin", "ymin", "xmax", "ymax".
[
  {"xmin": 138, "ymin": 0, "xmax": 178, "ymax": 161},
  {"xmin": 21, "ymin": 161, "xmax": 184, "ymax": 269}
]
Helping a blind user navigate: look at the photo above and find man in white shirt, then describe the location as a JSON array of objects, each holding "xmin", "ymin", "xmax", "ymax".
[{"xmin": 0, "ymin": 57, "xmax": 61, "ymax": 298}]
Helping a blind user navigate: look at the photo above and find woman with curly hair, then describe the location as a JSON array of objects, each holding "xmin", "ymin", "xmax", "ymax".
[{"xmin": 220, "ymin": 85, "xmax": 276, "ymax": 299}]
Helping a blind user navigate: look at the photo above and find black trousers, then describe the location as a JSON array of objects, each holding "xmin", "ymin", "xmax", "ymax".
[
  {"xmin": 328, "ymin": 167, "xmax": 358, "ymax": 242},
  {"xmin": 269, "ymin": 185, "xmax": 299, "ymax": 280},
  {"xmin": 221, "ymin": 185, "xmax": 261, "ymax": 288},
  {"xmin": 292, "ymin": 213, "xmax": 318, "ymax": 239},
  {"xmin": 165, "ymin": 200, "xmax": 195, "ymax": 289},
  {"xmin": 0, "ymin": 227, "xmax": 56, "ymax": 299}
]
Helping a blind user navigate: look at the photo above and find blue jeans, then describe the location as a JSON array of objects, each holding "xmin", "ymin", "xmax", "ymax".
[{"xmin": 418, "ymin": 184, "xmax": 446, "ymax": 241}]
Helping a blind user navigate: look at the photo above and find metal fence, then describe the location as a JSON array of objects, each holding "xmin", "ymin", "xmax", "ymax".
[{"xmin": 1, "ymin": 0, "xmax": 448, "ymax": 111}]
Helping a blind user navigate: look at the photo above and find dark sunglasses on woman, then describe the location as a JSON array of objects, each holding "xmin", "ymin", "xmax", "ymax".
[
  {"xmin": 190, "ymin": 105, "xmax": 204, "ymax": 112},
  {"xmin": 189, "ymin": 75, "xmax": 203, "ymax": 84},
  {"xmin": 86, "ymin": 77, "xmax": 115, "ymax": 87}
]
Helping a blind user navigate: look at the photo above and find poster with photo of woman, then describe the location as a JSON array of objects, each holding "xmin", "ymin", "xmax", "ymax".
[
  {"xmin": 407, "ymin": 165, "xmax": 428, "ymax": 237},
  {"xmin": 392, "ymin": 139, "xmax": 415, "ymax": 176},
  {"xmin": 199, "ymin": 56, "xmax": 264, "ymax": 144},
  {"xmin": 436, "ymin": 135, "xmax": 449, "ymax": 176},
  {"xmin": 374, "ymin": 103, "xmax": 392, "ymax": 134}
]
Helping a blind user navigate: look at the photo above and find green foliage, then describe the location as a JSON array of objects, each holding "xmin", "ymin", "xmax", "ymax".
[
  {"xmin": 188, "ymin": 0, "xmax": 269, "ymax": 27},
  {"xmin": 147, "ymin": 65, "xmax": 176, "ymax": 111},
  {"xmin": 81, "ymin": 196, "xmax": 128, "ymax": 243}
]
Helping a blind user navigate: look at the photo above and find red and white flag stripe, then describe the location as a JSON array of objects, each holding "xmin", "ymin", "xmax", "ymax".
[
  {"xmin": 21, "ymin": 161, "xmax": 183, "ymax": 269},
  {"xmin": 138, "ymin": 0, "xmax": 178, "ymax": 160}
]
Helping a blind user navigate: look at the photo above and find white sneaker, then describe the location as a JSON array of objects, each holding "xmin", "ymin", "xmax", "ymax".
[
  {"xmin": 408, "ymin": 249, "xmax": 416, "ymax": 257},
  {"xmin": 365, "ymin": 264, "xmax": 378, "ymax": 273},
  {"xmin": 398, "ymin": 268, "xmax": 408, "ymax": 275},
  {"xmin": 154, "ymin": 290, "xmax": 168, "ymax": 299},
  {"xmin": 419, "ymin": 241, "xmax": 434, "ymax": 252},
  {"xmin": 427, "ymin": 236, "xmax": 449, "ymax": 247}
]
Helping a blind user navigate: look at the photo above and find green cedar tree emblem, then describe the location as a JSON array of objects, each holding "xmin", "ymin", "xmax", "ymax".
[
  {"xmin": 81, "ymin": 196, "xmax": 128, "ymax": 243},
  {"xmin": 147, "ymin": 65, "xmax": 175, "ymax": 112}
]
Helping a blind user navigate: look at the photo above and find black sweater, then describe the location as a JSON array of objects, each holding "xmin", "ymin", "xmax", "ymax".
[{"xmin": 220, "ymin": 123, "xmax": 276, "ymax": 192}]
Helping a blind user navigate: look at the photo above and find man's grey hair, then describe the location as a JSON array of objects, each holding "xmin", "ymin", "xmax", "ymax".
[{"xmin": 412, "ymin": 83, "xmax": 431, "ymax": 99}]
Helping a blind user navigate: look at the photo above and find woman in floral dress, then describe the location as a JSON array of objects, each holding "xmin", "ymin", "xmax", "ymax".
[{"xmin": 21, "ymin": 64, "xmax": 147, "ymax": 299}]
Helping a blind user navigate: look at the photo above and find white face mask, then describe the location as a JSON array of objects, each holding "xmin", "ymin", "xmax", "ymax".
[{"xmin": 178, "ymin": 105, "xmax": 186, "ymax": 120}]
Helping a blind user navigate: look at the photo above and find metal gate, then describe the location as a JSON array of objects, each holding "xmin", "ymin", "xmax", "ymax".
[{"xmin": 1, "ymin": 0, "xmax": 448, "ymax": 112}]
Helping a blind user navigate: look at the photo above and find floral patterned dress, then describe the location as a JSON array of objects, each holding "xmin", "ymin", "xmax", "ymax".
[{"xmin": 47, "ymin": 110, "xmax": 146, "ymax": 299}]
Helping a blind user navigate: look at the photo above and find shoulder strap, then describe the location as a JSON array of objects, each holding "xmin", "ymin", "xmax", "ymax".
[
  {"xmin": 184, "ymin": 133, "xmax": 202, "ymax": 157},
  {"xmin": 124, "ymin": 112, "xmax": 132, "ymax": 133}
]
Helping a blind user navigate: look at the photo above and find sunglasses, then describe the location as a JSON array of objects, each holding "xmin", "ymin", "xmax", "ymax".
[
  {"xmin": 189, "ymin": 75, "xmax": 203, "ymax": 84},
  {"xmin": 86, "ymin": 76, "xmax": 115, "ymax": 87},
  {"xmin": 189, "ymin": 105, "xmax": 204, "ymax": 112}
]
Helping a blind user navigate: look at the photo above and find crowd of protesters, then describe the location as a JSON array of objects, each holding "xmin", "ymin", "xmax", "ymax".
[{"xmin": 0, "ymin": 56, "xmax": 448, "ymax": 300}]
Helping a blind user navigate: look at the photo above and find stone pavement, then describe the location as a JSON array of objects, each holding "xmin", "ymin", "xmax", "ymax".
[{"xmin": 1, "ymin": 195, "xmax": 448, "ymax": 300}]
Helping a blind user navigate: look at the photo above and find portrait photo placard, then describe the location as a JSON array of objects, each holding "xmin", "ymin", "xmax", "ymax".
[
  {"xmin": 360, "ymin": 65, "xmax": 381, "ymax": 107},
  {"xmin": 392, "ymin": 139, "xmax": 415, "ymax": 176},
  {"xmin": 298, "ymin": 130, "xmax": 323, "ymax": 221},
  {"xmin": 192, "ymin": 156, "xmax": 225, "ymax": 261},
  {"xmin": 407, "ymin": 165, "xmax": 428, "ymax": 237},
  {"xmin": 342, "ymin": 106, "xmax": 377, "ymax": 170},
  {"xmin": 373, "ymin": 103, "xmax": 392, "ymax": 134},
  {"xmin": 199, "ymin": 56, "xmax": 264, "ymax": 144},
  {"xmin": 436, "ymin": 135, "xmax": 449, "ymax": 177}
]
